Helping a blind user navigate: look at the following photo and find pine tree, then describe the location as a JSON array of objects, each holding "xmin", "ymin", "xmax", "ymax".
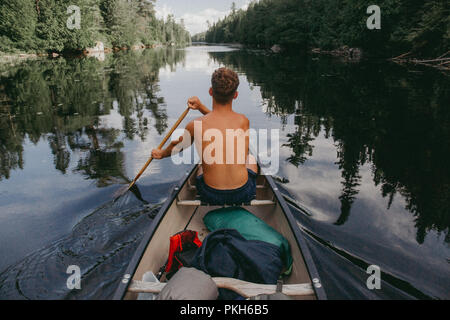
[
  {"xmin": 204, "ymin": 0, "xmax": 448, "ymax": 58},
  {"xmin": 1, "ymin": 0, "xmax": 190, "ymax": 53},
  {"xmin": 0, "ymin": 0, "xmax": 37, "ymax": 51}
]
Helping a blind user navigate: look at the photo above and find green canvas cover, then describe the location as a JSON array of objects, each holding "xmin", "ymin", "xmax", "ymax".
[{"xmin": 203, "ymin": 207, "xmax": 293, "ymax": 274}]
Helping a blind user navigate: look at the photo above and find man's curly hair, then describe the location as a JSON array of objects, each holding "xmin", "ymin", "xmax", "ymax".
[{"xmin": 211, "ymin": 67, "xmax": 239, "ymax": 104}]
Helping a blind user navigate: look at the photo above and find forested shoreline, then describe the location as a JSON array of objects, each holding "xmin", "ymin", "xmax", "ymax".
[
  {"xmin": 194, "ymin": 0, "xmax": 449, "ymax": 60},
  {"xmin": 0, "ymin": 0, "xmax": 191, "ymax": 55}
]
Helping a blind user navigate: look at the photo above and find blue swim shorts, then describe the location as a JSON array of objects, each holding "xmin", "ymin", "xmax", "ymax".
[{"xmin": 196, "ymin": 169, "xmax": 257, "ymax": 205}]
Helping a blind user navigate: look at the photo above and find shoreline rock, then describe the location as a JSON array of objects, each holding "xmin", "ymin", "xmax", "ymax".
[
  {"xmin": 312, "ymin": 46, "xmax": 363, "ymax": 61},
  {"xmin": 84, "ymin": 42, "xmax": 106, "ymax": 61},
  {"xmin": 0, "ymin": 53, "xmax": 39, "ymax": 66},
  {"xmin": 1, "ymin": 43, "xmax": 197, "ymax": 65},
  {"xmin": 85, "ymin": 41, "xmax": 105, "ymax": 54},
  {"xmin": 271, "ymin": 44, "xmax": 282, "ymax": 53}
]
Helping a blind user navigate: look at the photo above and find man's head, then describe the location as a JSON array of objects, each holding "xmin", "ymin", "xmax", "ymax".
[{"xmin": 210, "ymin": 67, "xmax": 239, "ymax": 105}]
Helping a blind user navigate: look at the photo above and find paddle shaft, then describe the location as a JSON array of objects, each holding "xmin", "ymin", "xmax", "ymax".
[{"xmin": 125, "ymin": 107, "xmax": 190, "ymax": 191}]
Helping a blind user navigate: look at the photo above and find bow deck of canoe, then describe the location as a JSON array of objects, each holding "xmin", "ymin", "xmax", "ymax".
[{"xmin": 113, "ymin": 164, "xmax": 327, "ymax": 300}]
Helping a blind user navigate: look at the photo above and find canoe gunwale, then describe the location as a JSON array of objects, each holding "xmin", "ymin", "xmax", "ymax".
[
  {"xmin": 112, "ymin": 165, "xmax": 198, "ymax": 300},
  {"xmin": 263, "ymin": 174, "xmax": 327, "ymax": 300}
]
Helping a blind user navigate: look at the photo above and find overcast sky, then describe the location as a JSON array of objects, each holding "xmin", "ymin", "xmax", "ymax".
[{"xmin": 154, "ymin": 0, "xmax": 252, "ymax": 35}]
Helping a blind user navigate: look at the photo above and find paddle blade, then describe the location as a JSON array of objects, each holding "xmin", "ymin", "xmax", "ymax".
[
  {"xmin": 113, "ymin": 184, "xmax": 131, "ymax": 202},
  {"xmin": 113, "ymin": 182, "xmax": 146, "ymax": 203}
]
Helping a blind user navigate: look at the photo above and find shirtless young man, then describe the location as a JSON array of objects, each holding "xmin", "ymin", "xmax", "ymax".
[{"xmin": 151, "ymin": 67, "xmax": 257, "ymax": 205}]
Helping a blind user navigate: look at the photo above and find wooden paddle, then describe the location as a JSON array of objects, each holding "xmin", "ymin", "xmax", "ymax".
[{"xmin": 114, "ymin": 107, "xmax": 190, "ymax": 201}]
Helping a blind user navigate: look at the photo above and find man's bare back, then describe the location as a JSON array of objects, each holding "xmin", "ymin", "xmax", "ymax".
[
  {"xmin": 152, "ymin": 67, "xmax": 257, "ymax": 205},
  {"xmin": 192, "ymin": 103, "xmax": 256, "ymax": 190}
]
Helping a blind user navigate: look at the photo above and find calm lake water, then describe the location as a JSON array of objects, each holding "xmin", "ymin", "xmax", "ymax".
[{"xmin": 0, "ymin": 45, "xmax": 448, "ymax": 299}]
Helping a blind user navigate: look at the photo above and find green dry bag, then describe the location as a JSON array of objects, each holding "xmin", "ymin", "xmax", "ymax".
[{"xmin": 203, "ymin": 206, "xmax": 293, "ymax": 275}]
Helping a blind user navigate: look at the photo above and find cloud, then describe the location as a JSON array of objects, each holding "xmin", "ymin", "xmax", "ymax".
[
  {"xmin": 185, "ymin": 1, "xmax": 255, "ymax": 35},
  {"xmin": 181, "ymin": 8, "xmax": 230, "ymax": 35},
  {"xmin": 155, "ymin": 1, "xmax": 255, "ymax": 36},
  {"xmin": 155, "ymin": 5, "xmax": 226, "ymax": 35},
  {"xmin": 241, "ymin": 0, "xmax": 252, "ymax": 11},
  {"xmin": 155, "ymin": 4, "xmax": 174, "ymax": 20}
]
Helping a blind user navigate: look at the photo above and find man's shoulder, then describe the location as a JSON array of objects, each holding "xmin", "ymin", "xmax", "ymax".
[
  {"xmin": 188, "ymin": 115, "xmax": 208, "ymax": 124},
  {"xmin": 186, "ymin": 116, "xmax": 205, "ymax": 131},
  {"xmin": 234, "ymin": 112, "xmax": 249, "ymax": 125},
  {"xmin": 193, "ymin": 111, "xmax": 248, "ymax": 124}
]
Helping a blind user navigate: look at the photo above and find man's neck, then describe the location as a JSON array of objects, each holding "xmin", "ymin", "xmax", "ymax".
[{"xmin": 212, "ymin": 101, "xmax": 233, "ymax": 113}]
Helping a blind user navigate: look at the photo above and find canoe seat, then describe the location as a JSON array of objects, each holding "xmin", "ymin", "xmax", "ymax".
[
  {"xmin": 181, "ymin": 178, "xmax": 275, "ymax": 206},
  {"xmin": 188, "ymin": 184, "xmax": 268, "ymax": 191},
  {"xmin": 177, "ymin": 199, "xmax": 276, "ymax": 206}
]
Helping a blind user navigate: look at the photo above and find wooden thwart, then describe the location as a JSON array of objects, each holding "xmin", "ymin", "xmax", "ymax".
[
  {"xmin": 177, "ymin": 200, "xmax": 276, "ymax": 206},
  {"xmin": 128, "ymin": 278, "xmax": 314, "ymax": 298}
]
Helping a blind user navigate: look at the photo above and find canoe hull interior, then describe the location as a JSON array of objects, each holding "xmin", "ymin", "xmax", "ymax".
[{"xmin": 114, "ymin": 165, "xmax": 325, "ymax": 300}]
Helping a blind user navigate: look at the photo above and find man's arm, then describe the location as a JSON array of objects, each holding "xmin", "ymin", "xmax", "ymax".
[
  {"xmin": 151, "ymin": 120, "xmax": 195, "ymax": 159},
  {"xmin": 188, "ymin": 96, "xmax": 211, "ymax": 115}
]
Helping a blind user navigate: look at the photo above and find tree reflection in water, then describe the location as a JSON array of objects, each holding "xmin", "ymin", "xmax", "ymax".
[
  {"xmin": 209, "ymin": 50, "xmax": 450, "ymax": 244},
  {"xmin": 0, "ymin": 48, "xmax": 185, "ymax": 188}
]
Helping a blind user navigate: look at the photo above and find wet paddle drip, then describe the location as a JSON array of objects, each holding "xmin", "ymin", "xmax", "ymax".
[{"xmin": 0, "ymin": 194, "xmax": 160, "ymax": 299}]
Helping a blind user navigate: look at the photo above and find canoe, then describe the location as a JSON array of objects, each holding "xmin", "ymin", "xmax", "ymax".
[{"xmin": 113, "ymin": 164, "xmax": 326, "ymax": 300}]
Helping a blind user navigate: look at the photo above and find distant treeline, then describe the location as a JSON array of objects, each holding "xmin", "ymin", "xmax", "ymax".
[
  {"xmin": 0, "ymin": 0, "xmax": 191, "ymax": 54},
  {"xmin": 195, "ymin": 0, "xmax": 449, "ymax": 58}
]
